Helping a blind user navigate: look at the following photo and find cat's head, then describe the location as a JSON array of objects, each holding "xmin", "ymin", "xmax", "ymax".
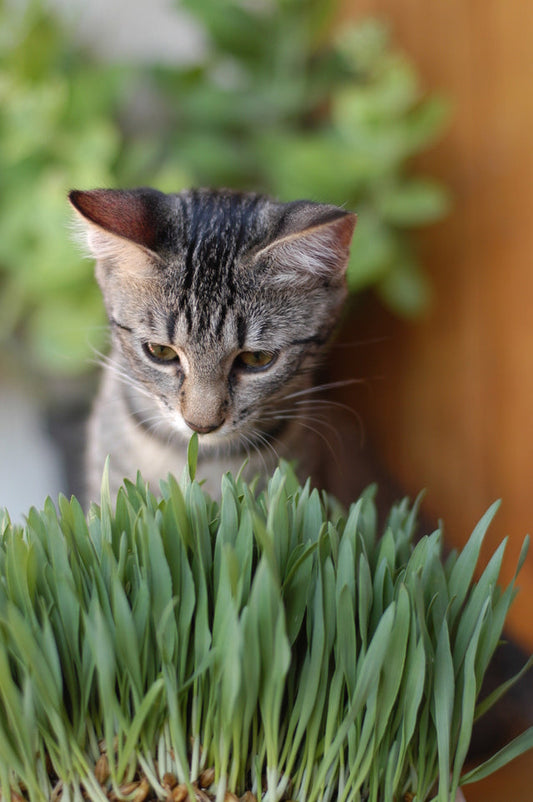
[{"xmin": 70, "ymin": 187, "xmax": 356, "ymax": 448}]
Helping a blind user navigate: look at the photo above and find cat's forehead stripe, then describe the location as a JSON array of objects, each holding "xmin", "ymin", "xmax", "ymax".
[
  {"xmin": 166, "ymin": 308, "xmax": 179, "ymax": 343},
  {"xmin": 173, "ymin": 191, "xmax": 264, "ymax": 339},
  {"xmin": 129, "ymin": 190, "xmax": 349, "ymax": 349},
  {"xmin": 236, "ymin": 315, "xmax": 247, "ymax": 350}
]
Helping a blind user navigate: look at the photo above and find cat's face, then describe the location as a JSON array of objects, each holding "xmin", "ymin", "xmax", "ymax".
[{"xmin": 70, "ymin": 188, "xmax": 356, "ymax": 450}]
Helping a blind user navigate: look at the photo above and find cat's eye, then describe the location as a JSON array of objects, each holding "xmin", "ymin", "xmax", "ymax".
[
  {"xmin": 144, "ymin": 342, "xmax": 180, "ymax": 364},
  {"xmin": 235, "ymin": 350, "xmax": 277, "ymax": 371}
]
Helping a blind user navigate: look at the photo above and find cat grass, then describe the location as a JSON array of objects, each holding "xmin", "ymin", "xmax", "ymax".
[{"xmin": 0, "ymin": 439, "xmax": 532, "ymax": 802}]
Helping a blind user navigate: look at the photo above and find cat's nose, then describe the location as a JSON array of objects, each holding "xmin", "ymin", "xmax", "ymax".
[{"xmin": 184, "ymin": 419, "xmax": 223, "ymax": 435}]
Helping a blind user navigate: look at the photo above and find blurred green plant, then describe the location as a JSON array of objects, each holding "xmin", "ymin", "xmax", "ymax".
[
  {"xmin": 0, "ymin": 0, "xmax": 126, "ymax": 373},
  {"xmin": 150, "ymin": 0, "xmax": 450, "ymax": 307},
  {"xmin": 0, "ymin": 443, "xmax": 532, "ymax": 801},
  {"xmin": 0, "ymin": 0, "xmax": 450, "ymax": 376}
]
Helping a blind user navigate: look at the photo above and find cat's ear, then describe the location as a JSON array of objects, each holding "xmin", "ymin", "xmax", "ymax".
[
  {"xmin": 255, "ymin": 205, "xmax": 357, "ymax": 285},
  {"xmin": 68, "ymin": 188, "xmax": 167, "ymax": 268}
]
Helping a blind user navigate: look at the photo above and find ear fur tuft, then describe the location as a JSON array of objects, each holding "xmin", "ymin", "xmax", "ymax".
[
  {"xmin": 68, "ymin": 188, "xmax": 166, "ymax": 265},
  {"xmin": 255, "ymin": 208, "xmax": 357, "ymax": 285}
]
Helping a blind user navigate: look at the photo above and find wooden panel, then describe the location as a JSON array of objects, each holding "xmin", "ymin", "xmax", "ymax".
[
  {"xmin": 338, "ymin": 0, "xmax": 533, "ymax": 651},
  {"xmin": 464, "ymin": 752, "xmax": 532, "ymax": 802}
]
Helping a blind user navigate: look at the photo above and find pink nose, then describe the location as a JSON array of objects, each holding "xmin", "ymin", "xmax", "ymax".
[{"xmin": 184, "ymin": 419, "xmax": 223, "ymax": 435}]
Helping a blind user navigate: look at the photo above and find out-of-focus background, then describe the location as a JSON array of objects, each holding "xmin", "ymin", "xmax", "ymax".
[
  {"xmin": 340, "ymin": 0, "xmax": 533, "ymax": 659},
  {"xmin": 1, "ymin": 1, "xmax": 533, "ymax": 796},
  {"xmin": 0, "ymin": 0, "xmax": 451, "ymax": 509}
]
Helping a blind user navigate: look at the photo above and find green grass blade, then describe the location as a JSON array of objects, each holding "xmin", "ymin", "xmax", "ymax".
[
  {"xmin": 434, "ymin": 619, "xmax": 454, "ymax": 801},
  {"xmin": 447, "ymin": 501, "xmax": 500, "ymax": 624}
]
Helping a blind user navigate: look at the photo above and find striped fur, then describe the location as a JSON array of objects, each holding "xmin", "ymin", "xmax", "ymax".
[{"xmin": 70, "ymin": 188, "xmax": 356, "ymax": 502}]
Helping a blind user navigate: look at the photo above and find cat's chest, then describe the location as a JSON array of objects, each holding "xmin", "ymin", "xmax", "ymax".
[{"xmin": 119, "ymin": 421, "xmax": 274, "ymax": 499}]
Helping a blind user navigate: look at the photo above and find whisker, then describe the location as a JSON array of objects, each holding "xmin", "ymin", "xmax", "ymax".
[
  {"xmin": 283, "ymin": 378, "xmax": 366, "ymax": 401},
  {"xmin": 95, "ymin": 396, "xmax": 157, "ymax": 415},
  {"xmin": 96, "ymin": 358, "xmax": 155, "ymax": 404},
  {"xmin": 329, "ymin": 336, "xmax": 389, "ymax": 350},
  {"xmin": 293, "ymin": 398, "xmax": 366, "ymax": 447},
  {"xmin": 128, "ymin": 412, "xmax": 168, "ymax": 437},
  {"xmin": 262, "ymin": 411, "xmax": 343, "ymax": 451},
  {"xmin": 252, "ymin": 429, "xmax": 281, "ymax": 466},
  {"xmin": 261, "ymin": 410, "xmax": 330, "ymax": 428},
  {"xmin": 237, "ymin": 433, "xmax": 252, "ymax": 466},
  {"xmin": 239, "ymin": 431, "xmax": 270, "ymax": 477},
  {"xmin": 280, "ymin": 416, "xmax": 340, "ymax": 469}
]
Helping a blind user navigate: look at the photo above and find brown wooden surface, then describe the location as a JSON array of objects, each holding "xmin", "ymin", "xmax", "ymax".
[
  {"xmin": 464, "ymin": 752, "xmax": 533, "ymax": 802},
  {"xmin": 337, "ymin": 4, "xmax": 533, "ymax": 793},
  {"xmin": 335, "ymin": 0, "xmax": 533, "ymax": 788},
  {"xmin": 339, "ymin": 0, "xmax": 533, "ymax": 653}
]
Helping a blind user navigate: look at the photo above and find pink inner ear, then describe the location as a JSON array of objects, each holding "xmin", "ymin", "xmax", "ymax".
[
  {"xmin": 69, "ymin": 189, "xmax": 160, "ymax": 250},
  {"xmin": 333, "ymin": 213, "xmax": 357, "ymax": 250}
]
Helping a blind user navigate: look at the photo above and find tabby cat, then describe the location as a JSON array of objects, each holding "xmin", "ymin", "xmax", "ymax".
[
  {"xmin": 70, "ymin": 187, "xmax": 358, "ymax": 503},
  {"xmin": 70, "ymin": 188, "xmax": 533, "ymax": 754}
]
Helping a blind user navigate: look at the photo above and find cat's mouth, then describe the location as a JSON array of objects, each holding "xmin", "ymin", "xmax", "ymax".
[
  {"xmin": 169, "ymin": 408, "xmax": 288, "ymax": 454},
  {"xmin": 170, "ymin": 411, "xmax": 240, "ymax": 447}
]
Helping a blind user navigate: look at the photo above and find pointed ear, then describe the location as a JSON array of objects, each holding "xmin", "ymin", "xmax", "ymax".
[
  {"xmin": 255, "ymin": 207, "xmax": 357, "ymax": 285},
  {"xmin": 68, "ymin": 188, "xmax": 167, "ymax": 267}
]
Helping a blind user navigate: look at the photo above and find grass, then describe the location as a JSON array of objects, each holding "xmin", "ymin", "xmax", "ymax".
[{"xmin": 0, "ymin": 438, "xmax": 532, "ymax": 802}]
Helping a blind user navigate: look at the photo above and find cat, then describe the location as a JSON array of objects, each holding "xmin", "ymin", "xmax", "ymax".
[
  {"xmin": 69, "ymin": 187, "xmax": 360, "ymax": 504},
  {"xmin": 70, "ymin": 186, "xmax": 533, "ymax": 757}
]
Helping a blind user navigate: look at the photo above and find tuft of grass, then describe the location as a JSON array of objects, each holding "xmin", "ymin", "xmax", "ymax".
[{"xmin": 0, "ymin": 440, "xmax": 532, "ymax": 801}]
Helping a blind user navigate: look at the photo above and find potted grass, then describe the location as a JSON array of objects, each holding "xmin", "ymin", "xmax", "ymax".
[{"xmin": 0, "ymin": 437, "xmax": 532, "ymax": 802}]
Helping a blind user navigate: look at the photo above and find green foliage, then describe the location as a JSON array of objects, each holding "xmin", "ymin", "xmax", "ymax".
[
  {"xmin": 0, "ymin": 0, "xmax": 126, "ymax": 373},
  {"xmin": 0, "ymin": 0, "xmax": 450, "ymax": 376},
  {"xmin": 0, "ymin": 446, "xmax": 531, "ymax": 801},
  {"xmin": 149, "ymin": 4, "xmax": 451, "ymax": 307}
]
